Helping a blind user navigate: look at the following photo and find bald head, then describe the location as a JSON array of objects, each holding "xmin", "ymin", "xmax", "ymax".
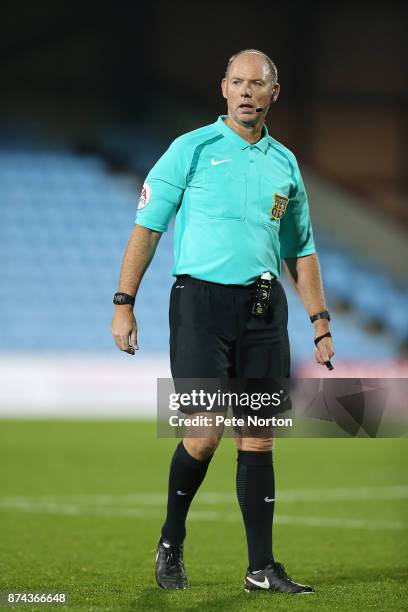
[{"xmin": 225, "ymin": 49, "xmax": 278, "ymax": 84}]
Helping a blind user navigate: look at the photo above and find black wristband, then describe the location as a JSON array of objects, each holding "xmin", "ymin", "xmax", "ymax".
[
  {"xmin": 113, "ymin": 292, "xmax": 135, "ymax": 306},
  {"xmin": 310, "ymin": 310, "xmax": 331, "ymax": 324},
  {"xmin": 314, "ymin": 331, "xmax": 332, "ymax": 346}
]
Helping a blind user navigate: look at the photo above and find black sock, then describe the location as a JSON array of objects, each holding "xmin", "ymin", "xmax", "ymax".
[
  {"xmin": 236, "ymin": 449, "xmax": 275, "ymax": 572},
  {"xmin": 161, "ymin": 441, "xmax": 213, "ymax": 544}
]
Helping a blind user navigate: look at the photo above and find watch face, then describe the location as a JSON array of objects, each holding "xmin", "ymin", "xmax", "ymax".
[{"xmin": 114, "ymin": 293, "xmax": 125, "ymax": 304}]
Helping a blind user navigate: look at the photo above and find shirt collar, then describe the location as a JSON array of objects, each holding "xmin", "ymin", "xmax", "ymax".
[{"xmin": 216, "ymin": 115, "xmax": 270, "ymax": 153}]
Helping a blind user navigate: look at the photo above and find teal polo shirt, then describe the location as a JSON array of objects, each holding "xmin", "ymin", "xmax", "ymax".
[{"xmin": 135, "ymin": 115, "xmax": 315, "ymax": 285}]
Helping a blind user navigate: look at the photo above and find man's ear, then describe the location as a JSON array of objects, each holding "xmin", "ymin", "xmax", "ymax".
[
  {"xmin": 221, "ymin": 78, "xmax": 227, "ymax": 100},
  {"xmin": 271, "ymin": 82, "xmax": 281, "ymax": 103}
]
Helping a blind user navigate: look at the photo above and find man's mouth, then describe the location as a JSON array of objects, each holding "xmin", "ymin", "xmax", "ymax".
[{"xmin": 238, "ymin": 103, "xmax": 254, "ymax": 112}]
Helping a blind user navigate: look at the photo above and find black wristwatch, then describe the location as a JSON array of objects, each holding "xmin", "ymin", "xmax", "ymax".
[
  {"xmin": 310, "ymin": 309, "xmax": 331, "ymax": 324},
  {"xmin": 113, "ymin": 292, "xmax": 135, "ymax": 306}
]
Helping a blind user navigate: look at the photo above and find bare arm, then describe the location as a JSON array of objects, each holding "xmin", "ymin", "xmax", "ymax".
[
  {"xmin": 111, "ymin": 225, "xmax": 162, "ymax": 354},
  {"xmin": 283, "ymin": 253, "xmax": 335, "ymax": 366}
]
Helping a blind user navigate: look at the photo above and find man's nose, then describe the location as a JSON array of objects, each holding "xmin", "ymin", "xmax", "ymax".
[{"xmin": 241, "ymin": 87, "xmax": 252, "ymax": 98}]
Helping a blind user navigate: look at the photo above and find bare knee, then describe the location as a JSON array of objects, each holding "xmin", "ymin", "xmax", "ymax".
[
  {"xmin": 235, "ymin": 437, "xmax": 274, "ymax": 452},
  {"xmin": 183, "ymin": 437, "xmax": 220, "ymax": 461}
]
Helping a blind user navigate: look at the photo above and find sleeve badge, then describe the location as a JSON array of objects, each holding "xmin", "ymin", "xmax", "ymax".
[{"xmin": 137, "ymin": 182, "xmax": 152, "ymax": 210}]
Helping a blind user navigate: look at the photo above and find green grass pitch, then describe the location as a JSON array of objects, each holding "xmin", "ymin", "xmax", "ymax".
[{"xmin": 0, "ymin": 420, "xmax": 407, "ymax": 611}]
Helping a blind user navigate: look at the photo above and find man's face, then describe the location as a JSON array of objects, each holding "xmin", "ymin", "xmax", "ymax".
[{"xmin": 221, "ymin": 53, "xmax": 279, "ymax": 127}]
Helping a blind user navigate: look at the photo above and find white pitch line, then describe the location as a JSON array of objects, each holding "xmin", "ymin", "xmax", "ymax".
[
  {"xmin": 0, "ymin": 501, "xmax": 405, "ymax": 530},
  {"xmin": 1, "ymin": 485, "xmax": 407, "ymax": 507},
  {"xmin": 0, "ymin": 486, "xmax": 407, "ymax": 531}
]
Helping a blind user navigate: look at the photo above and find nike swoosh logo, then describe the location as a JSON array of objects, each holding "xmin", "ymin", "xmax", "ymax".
[
  {"xmin": 210, "ymin": 158, "xmax": 231, "ymax": 166},
  {"xmin": 247, "ymin": 576, "xmax": 270, "ymax": 589},
  {"xmin": 264, "ymin": 496, "xmax": 275, "ymax": 502},
  {"xmin": 177, "ymin": 490, "xmax": 189, "ymax": 496}
]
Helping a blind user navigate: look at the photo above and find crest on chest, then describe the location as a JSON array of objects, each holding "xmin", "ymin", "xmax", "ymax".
[{"xmin": 271, "ymin": 193, "xmax": 289, "ymax": 220}]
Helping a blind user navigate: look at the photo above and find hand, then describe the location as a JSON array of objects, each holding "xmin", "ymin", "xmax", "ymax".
[
  {"xmin": 111, "ymin": 306, "xmax": 138, "ymax": 354},
  {"xmin": 314, "ymin": 322, "xmax": 335, "ymax": 366}
]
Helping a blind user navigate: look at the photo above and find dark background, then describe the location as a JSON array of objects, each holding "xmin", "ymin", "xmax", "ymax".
[{"xmin": 1, "ymin": 0, "xmax": 407, "ymax": 221}]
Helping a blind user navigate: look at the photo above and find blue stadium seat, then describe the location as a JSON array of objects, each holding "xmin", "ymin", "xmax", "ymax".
[{"xmin": 0, "ymin": 144, "xmax": 406, "ymax": 357}]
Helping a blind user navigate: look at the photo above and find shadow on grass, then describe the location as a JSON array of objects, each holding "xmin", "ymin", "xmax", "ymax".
[
  {"xmin": 126, "ymin": 585, "xmax": 272, "ymax": 612},
  {"xmin": 123, "ymin": 565, "xmax": 408, "ymax": 611}
]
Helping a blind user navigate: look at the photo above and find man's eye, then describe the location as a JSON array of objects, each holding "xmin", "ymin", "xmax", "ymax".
[{"xmin": 232, "ymin": 80, "xmax": 241, "ymax": 85}]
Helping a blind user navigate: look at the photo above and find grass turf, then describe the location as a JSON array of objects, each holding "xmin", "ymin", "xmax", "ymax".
[{"xmin": 0, "ymin": 420, "xmax": 407, "ymax": 611}]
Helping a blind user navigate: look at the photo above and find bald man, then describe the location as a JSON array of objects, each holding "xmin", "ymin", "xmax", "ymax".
[{"xmin": 112, "ymin": 48, "xmax": 334, "ymax": 595}]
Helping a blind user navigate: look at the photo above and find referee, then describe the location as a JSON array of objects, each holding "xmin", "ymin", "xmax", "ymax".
[{"xmin": 112, "ymin": 49, "xmax": 334, "ymax": 595}]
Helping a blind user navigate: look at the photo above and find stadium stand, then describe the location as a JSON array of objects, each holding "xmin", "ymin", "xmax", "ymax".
[{"xmin": 0, "ymin": 142, "xmax": 406, "ymax": 363}]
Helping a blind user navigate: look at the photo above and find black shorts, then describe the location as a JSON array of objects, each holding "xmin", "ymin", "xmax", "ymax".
[{"xmin": 169, "ymin": 274, "xmax": 290, "ymax": 380}]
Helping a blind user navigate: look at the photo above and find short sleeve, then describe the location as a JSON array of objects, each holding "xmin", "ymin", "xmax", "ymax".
[
  {"xmin": 279, "ymin": 159, "xmax": 316, "ymax": 258},
  {"xmin": 135, "ymin": 137, "xmax": 190, "ymax": 232}
]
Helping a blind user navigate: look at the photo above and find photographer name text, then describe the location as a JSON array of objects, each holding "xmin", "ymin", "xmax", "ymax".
[{"xmin": 168, "ymin": 415, "xmax": 293, "ymax": 427}]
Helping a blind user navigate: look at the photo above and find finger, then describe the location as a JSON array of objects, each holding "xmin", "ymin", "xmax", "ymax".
[
  {"xmin": 316, "ymin": 337, "xmax": 332, "ymax": 362},
  {"xmin": 321, "ymin": 341, "xmax": 335, "ymax": 370},
  {"xmin": 314, "ymin": 348, "xmax": 325, "ymax": 365},
  {"xmin": 112, "ymin": 328, "xmax": 133, "ymax": 353},
  {"xmin": 322, "ymin": 339, "xmax": 335, "ymax": 359},
  {"xmin": 112, "ymin": 332, "xmax": 123, "ymax": 352},
  {"xmin": 318, "ymin": 344, "xmax": 330, "ymax": 363},
  {"xmin": 130, "ymin": 327, "xmax": 139, "ymax": 350},
  {"xmin": 119, "ymin": 334, "xmax": 133, "ymax": 353}
]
